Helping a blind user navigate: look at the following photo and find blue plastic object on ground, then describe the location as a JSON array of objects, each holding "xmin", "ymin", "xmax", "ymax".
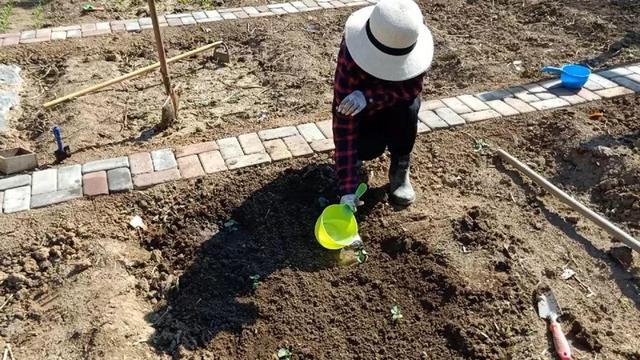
[{"xmin": 541, "ymin": 64, "xmax": 591, "ymax": 89}]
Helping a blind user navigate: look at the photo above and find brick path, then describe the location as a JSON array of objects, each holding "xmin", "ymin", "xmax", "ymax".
[
  {"xmin": 0, "ymin": 63, "xmax": 639, "ymax": 214},
  {"xmin": 0, "ymin": 0, "xmax": 373, "ymax": 47}
]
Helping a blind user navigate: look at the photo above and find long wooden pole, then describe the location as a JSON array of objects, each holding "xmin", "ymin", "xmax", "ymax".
[
  {"xmin": 42, "ymin": 41, "xmax": 223, "ymax": 108},
  {"xmin": 497, "ymin": 148, "xmax": 640, "ymax": 253},
  {"xmin": 147, "ymin": 0, "xmax": 176, "ymax": 115}
]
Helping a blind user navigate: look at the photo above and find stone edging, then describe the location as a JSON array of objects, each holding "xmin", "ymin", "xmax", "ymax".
[
  {"xmin": 0, "ymin": 64, "xmax": 639, "ymax": 214},
  {"xmin": 0, "ymin": 0, "xmax": 374, "ymax": 47}
]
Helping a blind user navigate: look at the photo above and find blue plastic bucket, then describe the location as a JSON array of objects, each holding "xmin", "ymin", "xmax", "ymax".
[{"xmin": 542, "ymin": 64, "xmax": 591, "ymax": 89}]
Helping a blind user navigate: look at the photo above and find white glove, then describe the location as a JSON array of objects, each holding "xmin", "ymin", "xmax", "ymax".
[
  {"xmin": 340, "ymin": 194, "xmax": 364, "ymax": 213},
  {"xmin": 337, "ymin": 90, "xmax": 367, "ymax": 116}
]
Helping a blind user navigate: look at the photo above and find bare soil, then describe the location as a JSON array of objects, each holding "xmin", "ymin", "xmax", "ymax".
[{"xmin": 1, "ymin": 1, "xmax": 640, "ymax": 359}]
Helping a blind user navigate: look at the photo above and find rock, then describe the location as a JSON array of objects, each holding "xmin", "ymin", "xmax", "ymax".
[
  {"xmin": 609, "ymin": 245, "xmax": 633, "ymax": 269},
  {"xmin": 32, "ymin": 247, "xmax": 50, "ymax": 262},
  {"xmin": 592, "ymin": 145, "xmax": 616, "ymax": 158},
  {"xmin": 5, "ymin": 273, "xmax": 28, "ymax": 289}
]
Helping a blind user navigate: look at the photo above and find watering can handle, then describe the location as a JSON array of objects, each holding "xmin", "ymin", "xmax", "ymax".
[
  {"xmin": 542, "ymin": 66, "xmax": 563, "ymax": 74},
  {"xmin": 355, "ymin": 183, "xmax": 368, "ymax": 201}
]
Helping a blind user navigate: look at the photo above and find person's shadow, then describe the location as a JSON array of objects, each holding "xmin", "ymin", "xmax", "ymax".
[{"xmin": 144, "ymin": 163, "xmax": 380, "ymax": 358}]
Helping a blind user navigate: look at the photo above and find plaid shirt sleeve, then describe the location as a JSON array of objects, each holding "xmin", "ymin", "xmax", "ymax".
[{"xmin": 332, "ymin": 39, "xmax": 425, "ymax": 195}]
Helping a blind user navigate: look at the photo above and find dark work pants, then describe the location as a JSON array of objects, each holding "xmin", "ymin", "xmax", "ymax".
[{"xmin": 357, "ymin": 97, "xmax": 420, "ymax": 161}]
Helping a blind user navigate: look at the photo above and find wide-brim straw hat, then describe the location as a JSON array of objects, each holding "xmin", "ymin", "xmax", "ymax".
[{"xmin": 345, "ymin": 0, "xmax": 434, "ymax": 81}]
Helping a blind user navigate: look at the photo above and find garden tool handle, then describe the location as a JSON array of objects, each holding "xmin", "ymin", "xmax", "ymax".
[
  {"xmin": 550, "ymin": 320, "xmax": 572, "ymax": 360},
  {"xmin": 542, "ymin": 66, "xmax": 564, "ymax": 74},
  {"xmin": 355, "ymin": 183, "xmax": 368, "ymax": 200}
]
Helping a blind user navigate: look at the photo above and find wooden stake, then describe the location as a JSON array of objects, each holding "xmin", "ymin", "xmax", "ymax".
[
  {"xmin": 497, "ymin": 148, "xmax": 640, "ymax": 253},
  {"xmin": 147, "ymin": 0, "xmax": 178, "ymax": 123},
  {"xmin": 42, "ymin": 41, "xmax": 223, "ymax": 108}
]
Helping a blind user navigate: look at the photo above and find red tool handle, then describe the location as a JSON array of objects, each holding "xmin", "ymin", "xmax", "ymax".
[{"xmin": 550, "ymin": 320, "xmax": 572, "ymax": 360}]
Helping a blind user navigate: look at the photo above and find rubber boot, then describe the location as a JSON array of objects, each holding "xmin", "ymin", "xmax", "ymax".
[{"xmin": 389, "ymin": 154, "xmax": 416, "ymax": 206}]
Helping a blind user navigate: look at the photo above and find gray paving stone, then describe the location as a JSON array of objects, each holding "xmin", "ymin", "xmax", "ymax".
[
  {"xmin": 503, "ymin": 97, "xmax": 536, "ymax": 113},
  {"xmin": 485, "ymin": 100, "xmax": 520, "ymax": 116},
  {"xmin": 243, "ymin": 6, "xmax": 260, "ymax": 15},
  {"xmin": 282, "ymin": 3, "xmax": 299, "ymax": 12},
  {"xmin": 205, "ymin": 10, "xmax": 223, "ymax": 20},
  {"xmin": 461, "ymin": 110, "xmax": 501, "ymax": 123},
  {"xmin": 107, "ymin": 167, "xmax": 133, "ymax": 193},
  {"xmin": 297, "ymin": 123, "xmax": 325, "ymax": 142},
  {"xmin": 599, "ymin": 68, "xmax": 633, "ymax": 79},
  {"xmin": 539, "ymin": 79, "xmax": 563, "ymax": 89},
  {"xmin": 594, "ymin": 86, "xmax": 635, "ymax": 98},
  {"xmin": 418, "ymin": 110, "xmax": 448, "ymax": 129},
  {"xmin": 316, "ymin": 120, "xmax": 333, "ymax": 138},
  {"xmin": 283, "ymin": 135, "xmax": 313, "ymax": 157},
  {"xmin": 583, "ymin": 79, "xmax": 604, "ymax": 91},
  {"xmin": 258, "ymin": 126, "xmax": 299, "ymax": 141},
  {"xmin": 151, "ymin": 149, "xmax": 177, "ymax": 171},
  {"xmin": 475, "ymin": 89, "xmax": 511, "ymax": 101},
  {"xmin": 226, "ymin": 153, "xmax": 271, "ymax": 170},
  {"xmin": 457, "ymin": 95, "xmax": 490, "ymax": 111},
  {"xmin": 435, "ymin": 108, "xmax": 466, "ymax": 126},
  {"xmin": 521, "ymin": 83, "xmax": 557, "ymax": 100},
  {"xmin": 3, "ymin": 185, "xmax": 30, "ymax": 213},
  {"xmin": 310, "ymin": 139, "xmax": 335, "ymax": 152},
  {"xmin": 529, "ymin": 98, "xmax": 570, "ymax": 111},
  {"xmin": 82, "ymin": 157, "xmax": 129, "ymax": 174},
  {"xmin": 611, "ymin": 76, "xmax": 640, "ymax": 92},
  {"xmin": 31, "ymin": 187, "xmax": 82, "ymax": 209},
  {"xmin": 57, "ymin": 165, "xmax": 82, "ymax": 190},
  {"xmin": 588, "ymin": 74, "xmax": 618, "ymax": 89},
  {"xmin": 548, "ymin": 87, "xmax": 588, "ymax": 105},
  {"xmin": 125, "ymin": 21, "xmax": 141, "ymax": 32},
  {"xmin": 0, "ymin": 174, "xmax": 31, "ymax": 191},
  {"xmin": 420, "ymin": 99, "xmax": 446, "ymax": 111},
  {"xmin": 192, "ymin": 11, "xmax": 207, "ymax": 19},
  {"xmin": 0, "ymin": 192, "xmax": 3, "ymax": 214},
  {"xmin": 51, "ymin": 31, "xmax": 67, "ymax": 40},
  {"xmin": 628, "ymin": 65, "xmax": 640, "ymax": 74},
  {"xmin": 221, "ymin": 12, "xmax": 238, "ymax": 20},
  {"xmin": 238, "ymin": 133, "xmax": 266, "ymax": 154},
  {"xmin": 441, "ymin": 97, "xmax": 472, "ymax": 114},
  {"xmin": 218, "ymin": 137, "xmax": 244, "ymax": 160},
  {"xmin": 32, "ymin": 169, "xmax": 57, "ymax": 195}
]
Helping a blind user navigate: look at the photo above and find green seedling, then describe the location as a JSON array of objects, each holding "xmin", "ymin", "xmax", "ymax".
[
  {"xmin": 356, "ymin": 249, "xmax": 369, "ymax": 264},
  {"xmin": 277, "ymin": 348, "xmax": 292, "ymax": 360},
  {"xmin": 0, "ymin": 1, "xmax": 15, "ymax": 33},
  {"xmin": 224, "ymin": 219, "xmax": 239, "ymax": 231},
  {"xmin": 249, "ymin": 275, "xmax": 260, "ymax": 290},
  {"xmin": 391, "ymin": 305, "xmax": 403, "ymax": 322},
  {"xmin": 473, "ymin": 138, "xmax": 490, "ymax": 154},
  {"xmin": 33, "ymin": 0, "xmax": 46, "ymax": 28}
]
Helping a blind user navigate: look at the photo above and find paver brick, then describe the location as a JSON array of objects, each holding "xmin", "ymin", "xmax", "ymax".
[
  {"xmin": 233, "ymin": 10, "xmax": 249, "ymax": 18},
  {"xmin": 503, "ymin": 97, "xmax": 536, "ymax": 113},
  {"xmin": 588, "ymin": 74, "xmax": 618, "ymax": 89},
  {"xmin": 192, "ymin": 11, "xmax": 207, "ymax": 19},
  {"xmin": 264, "ymin": 139, "xmax": 292, "ymax": 161},
  {"xmin": 83, "ymin": 171, "xmax": 109, "ymax": 196},
  {"xmin": 32, "ymin": 169, "xmax": 57, "ymax": 195},
  {"xmin": 133, "ymin": 168, "xmax": 181, "ymax": 189},
  {"xmin": 167, "ymin": 18, "xmax": 183, "ymax": 26},
  {"xmin": 583, "ymin": 79, "xmax": 604, "ymax": 91},
  {"xmin": 218, "ymin": 137, "xmax": 245, "ymax": 160},
  {"xmin": 435, "ymin": 108, "xmax": 466, "ymax": 126},
  {"xmin": 177, "ymin": 155, "xmax": 205, "ymax": 179},
  {"xmin": 417, "ymin": 121, "xmax": 430, "ymax": 133},
  {"xmin": 67, "ymin": 30, "xmax": 82, "ymax": 38},
  {"xmin": 238, "ymin": 133, "xmax": 266, "ymax": 154},
  {"xmin": 81, "ymin": 23, "xmax": 96, "ymax": 32},
  {"xmin": 83, "ymin": 157, "xmax": 129, "ymax": 174},
  {"xmin": 475, "ymin": 89, "xmax": 511, "ymax": 101},
  {"xmin": 316, "ymin": 120, "xmax": 333, "ymax": 139},
  {"xmin": 36, "ymin": 28, "xmax": 51, "ymax": 38},
  {"xmin": 283, "ymin": 135, "xmax": 314, "ymax": 157},
  {"xmin": 0, "ymin": 192, "xmax": 3, "ymax": 214},
  {"xmin": 574, "ymin": 88, "xmax": 601, "ymax": 102},
  {"xmin": 243, "ymin": 7, "xmax": 260, "ymax": 15},
  {"xmin": 529, "ymin": 98, "xmax": 570, "ymax": 111},
  {"xmin": 292, "ymin": 1, "xmax": 307, "ymax": 9},
  {"xmin": 539, "ymin": 79, "xmax": 563, "ymax": 89},
  {"xmin": 175, "ymin": 141, "xmax": 218, "ymax": 158},
  {"xmin": 594, "ymin": 86, "xmax": 635, "ymax": 98},
  {"xmin": 151, "ymin": 149, "xmax": 177, "ymax": 171},
  {"xmin": 221, "ymin": 12, "xmax": 238, "ymax": 20},
  {"xmin": 258, "ymin": 126, "xmax": 299, "ymax": 141},
  {"xmin": 310, "ymin": 139, "xmax": 335, "ymax": 152},
  {"xmin": 181, "ymin": 16, "xmax": 197, "ymax": 25},
  {"xmin": 2, "ymin": 36, "xmax": 19, "ymax": 46},
  {"xmin": 303, "ymin": 0, "xmax": 319, "ymax": 7},
  {"xmin": 461, "ymin": 110, "xmax": 501, "ymax": 123},
  {"xmin": 107, "ymin": 168, "xmax": 133, "ymax": 193},
  {"xmin": 126, "ymin": 21, "xmax": 141, "ymax": 31},
  {"xmin": 282, "ymin": 3, "xmax": 299, "ymax": 12},
  {"xmin": 96, "ymin": 22, "xmax": 111, "ymax": 31},
  {"xmin": 272, "ymin": 8, "xmax": 288, "ymax": 15},
  {"xmin": 485, "ymin": 100, "xmax": 520, "ymax": 116},
  {"xmin": 205, "ymin": 10, "xmax": 223, "ymax": 19},
  {"xmin": 129, "ymin": 152, "xmax": 153, "ymax": 175},
  {"xmin": 199, "ymin": 151, "xmax": 227, "ymax": 173},
  {"xmin": 521, "ymin": 83, "xmax": 557, "ymax": 100},
  {"xmin": 628, "ymin": 65, "xmax": 640, "ymax": 74},
  {"xmin": 507, "ymin": 86, "xmax": 540, "ymax": 103},
  {"xmin": 3, "ymin": 185, "xmax": 31, "ymax": 213},
  {"xmin": 457, "ymin": 95, "xmax": 490, "ymax": 111},
  {"xmin": 226, "ymin": 153, "xmax": 271, "ymax": 170},
  {"xmin": 51, "ymin": 31, "xmax": 67, "ymax": 41},
  {"xmin": 319, "ymin": 2, "xmax": 334, "ymax": 8},
  {"xmin": 441, "ymin": 97, "xmax": 472, "ymax": 114},
  {"xmin": 420, "ymin": 99, "xmax": 446, "ymax": 111},
  {"xmin": 0, "ymin": 175, "xmax": 31, "ymax": 191},
  {"xmin": 548, "ymin": 87, "xmax": 587, "ymax": 105},
  {"xmin": 20, "ymin": 31, "xmax": 36, "ymax": 40},
  {"xmin": 419, "ymin": 110, "xmax": 448, "ymax": 129},
  {"xmin": 58, "ymin": 165, "xmax": 82, "ymax": 190},
  {"xmin": 31, "ymin": 187, "xmax": 82, "ymax": 209},
  {"xmin": 331, "ymin": 1, "xmax": 346, "ymax": 7},
  {"xmin": 297, "ymin": 123, "xmax": 325, "ymax": 142},
  {"xmin": 599, "ymin": 68, "xmax": 633, "ymax": 79},
  {"xmin": 611, "ymin": 76, "xmax": 640, "ymax": 92}
]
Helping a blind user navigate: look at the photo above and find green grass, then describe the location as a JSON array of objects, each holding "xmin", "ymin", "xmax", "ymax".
[
  {"xmin": 0, "ymin": 1, "xmax": 15, "ymax": 33},
  {"xmin": 33, "ymin": 0, "xmax": 48, "ymax": 29}
]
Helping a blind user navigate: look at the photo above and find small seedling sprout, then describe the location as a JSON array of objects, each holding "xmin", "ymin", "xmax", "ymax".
[
  {"xmin": 249, "ymin": 275, "xmax": 260, "ymax": 290},
  {"xmin": 277, "ymin": 347, "xmax": 292, "ymax": 360},
  {"xmin": 473, "ymin": 138, "xmax": 490, "ymax": 154},
  {"xmin": 391, "ymin": 305, "xmax": 403, "ymax": 322},
  {"xmin": 356, "ymin": 249, "xmax": 369, "ymax": 264}
]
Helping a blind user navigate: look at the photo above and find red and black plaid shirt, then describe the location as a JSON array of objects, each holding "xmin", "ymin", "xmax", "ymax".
[{"xmin": 332, "ymin": 39, "xmax": 425, "ymax": 195}]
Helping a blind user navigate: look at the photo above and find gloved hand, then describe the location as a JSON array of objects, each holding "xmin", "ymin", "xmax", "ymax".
[
  {"xmin": 340, "ymin": 194, "xmax": 364, "ymax": 213},
  {"xmin": 337, "ymin": 90, "xmax": 367, "ymax": 116}
]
